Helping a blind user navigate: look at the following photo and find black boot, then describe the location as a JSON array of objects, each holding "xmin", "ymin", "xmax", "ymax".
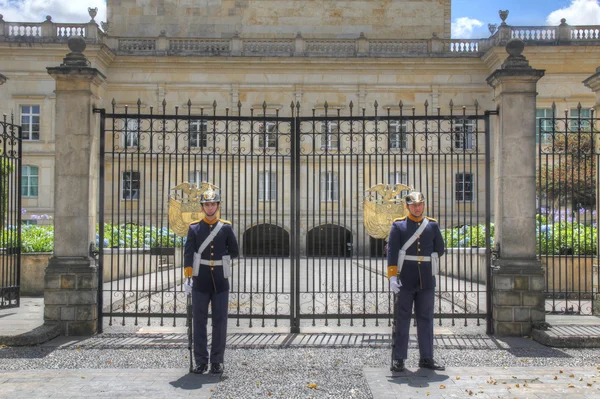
[
  {"xmin": 192, "ymin": 363, "xmax": 208, "ymax": 374},
  {"xmin": 418, "ymin": 358, "xmax": 445, "ymax": 371},
  {"xmin": 390, "ymin": 359, "xmax": 405, "ymax": 372},
  {"xmin": 210, "ymin": 363, "xmax": 224, "ymax": 374}
]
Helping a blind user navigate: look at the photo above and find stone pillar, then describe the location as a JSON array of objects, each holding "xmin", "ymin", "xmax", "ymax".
[
  {"xmin": 486, "ymin": 39, "xmax": 546, "ymax": 336},
  {"xmin": 583, "ymin": 67, "xmax": 600, "ymax": 315},
  {"xmin": 45, "ymin": 36, "xmax": 106, "ymax": 336}
]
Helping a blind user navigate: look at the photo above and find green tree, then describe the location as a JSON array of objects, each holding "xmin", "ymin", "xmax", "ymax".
[{"xmin": 537, "ymin": 131, "xmax": 596, "ymax": 209}]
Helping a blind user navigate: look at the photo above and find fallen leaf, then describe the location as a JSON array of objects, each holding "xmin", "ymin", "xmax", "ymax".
[
  {"xmin": 81, "ymin": 376, "xmax": 85, "ymax": 379},
  {"xmin": 588, "ymin": 383, "xmax": 593, "ymax": 387},
  {"xmin": 307, "ymin": 383, "xmax": 317, "ymax": 389},
  {"xmin": 554, "ymin": 376, "xmax": 558, "ymax": 380},
  {"xmin": 579, "ymin": 377, "xmax": 583, "ymax": 381},
  {"xmin": 426, "ymin": 393, "xmax": 430, "ymax": 396},
  {"xmin": 439, "ymin": 385, "xmax": 446, "ymax": 389},
  {"xmin": 516, "ymin": 383, "xmax": 520, "ymax": 388},
  {"xmin": 570, "ymin": 374, "xmax": 575, "ymax": 378},
  {"xmin": 568, "ymin": 384, "xmax": 575, "ymax": 388},
  {"xmin": 560, "ymin": 370, "xmax": 564, "ymax": 373},
  {"xmin": 456, "ymin": 376, "xmax": 461, "ymax": 380}
]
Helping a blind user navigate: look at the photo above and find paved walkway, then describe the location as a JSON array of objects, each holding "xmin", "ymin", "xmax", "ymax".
[{"xmin": 365, "ymin": 366, "xmax": 600, "ymax": 399}]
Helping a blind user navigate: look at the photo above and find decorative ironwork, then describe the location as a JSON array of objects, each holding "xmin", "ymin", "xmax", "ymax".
[
  {"xmin": 0, "ymin": 114, "xmax": 22, "ymax": 310},
  {"xmin": 537, "ymin": 105, "xmax": 599, "ymax": 316},
  {"xmin": 97, "ymin": 98, "xmax": 493, "ymax": 331}
]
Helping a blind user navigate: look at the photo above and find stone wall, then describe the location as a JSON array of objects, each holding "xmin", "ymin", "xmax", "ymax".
[{"xmin": 107, "ymin": 0, "xmax": 451, "ymax": 39}]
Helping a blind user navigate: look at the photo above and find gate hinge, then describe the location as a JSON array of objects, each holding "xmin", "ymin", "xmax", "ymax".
[{"xmin": 89, "ymin": 242, "xmax": 100, "ymax": 259}]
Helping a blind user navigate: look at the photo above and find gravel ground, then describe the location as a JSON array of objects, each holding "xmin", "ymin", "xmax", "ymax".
[{"xmin": 1, "ymin": 341, "xmax": 599, "ymax": 398}]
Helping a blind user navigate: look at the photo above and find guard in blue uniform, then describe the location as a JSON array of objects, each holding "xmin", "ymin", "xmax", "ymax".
[
  {"xmin": 387, "ymin": 191, "xmax": 445, "ymax": 372},
  {"xmin": 183, "ymin": 188, "xmax": 239, "ymax": 374}
]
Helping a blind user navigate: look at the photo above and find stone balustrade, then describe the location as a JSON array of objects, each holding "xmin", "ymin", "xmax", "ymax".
[{"xmin": 1, "ymin": 16, "xmax": 599, "ymax": 57}]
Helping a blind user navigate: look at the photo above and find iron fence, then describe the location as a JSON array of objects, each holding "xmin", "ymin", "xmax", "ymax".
[
  {"xmin": 0, "ymin": 114, "xmax": 22, "ymax": 310},
  {"xmin": 97, "ymin": 99, "xmax": 493, "ymax": 332},
  {"xmin": 537, "ymin": 103, "xmax": 599, "ymax": 315}
]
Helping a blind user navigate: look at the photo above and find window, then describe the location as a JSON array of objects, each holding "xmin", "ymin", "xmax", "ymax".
[
  {"xmin": 388, "ymin": 172, "xmax": 410, "ymax": 199},
  {"xmin": 258, "ymin": 121, "xmax": 277, "ymax": 148},
  {"xmin": 188, "ymin": 171, "xmax": 208, "ymax": 186},
  {"xmin": 320, "ymin": 172, "xmax": 339, "ymax": 202},
  {"xmin": 190, "ymin": 120, "xmax": 208, "ymax": 148},
  {"xmin": 570, "ymin": 108, "xmax": 592, "ymax": 132},
  {"xmin": 258, "ymin": 172, "xmax": 277, "ymax": 201},
  {"xmin": 123, "ymin": 119, "xmax": 139, "ymax": 148},
  {"xmin": 20, "ymin": 105, "xmax": 40, "ymax": 141},
  {"xmin": 455, "ymin": 173, "xmax": 473, "ymax": 202},
  {"xmin": 536, "ymin": 108, "xmax": 553, "ymax": 144},
  {"xmin": 122, "ymin": 171, "xmax": 140, "ymax": 200},
  {"xmin": 388, "ymin": 120, "xmax": 408, "ymax": 150},
  {"xmin": 320, "ymin": 121, "xmax": 339, "ymax": 149},
  {"xmin": 22, "ymin": 166, "xmax": 39, "ymax": 197},
  {"xmin": 453, "ymin": 119, "xmax": 475, "ymax": 150}
]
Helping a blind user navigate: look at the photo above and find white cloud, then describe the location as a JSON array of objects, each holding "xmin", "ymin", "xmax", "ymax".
[
  {"xmin": 0, "ymin": 0, "xmax": 107, "ymax": 23},
  {"xmin": 452, "ymin": 17, "xmax": 484, "ymax": 39},
  {"xmin": 547, "ymin": 0, "xmax": 600, "ymax": 25}
]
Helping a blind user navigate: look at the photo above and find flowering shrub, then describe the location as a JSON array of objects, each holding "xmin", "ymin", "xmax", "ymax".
[
  {"xmin": 1, "ymin": 224, "xmax": 183, "ymax": 253},
  {"xmin": 441, "ymin": 223, "xmax": 494, "ymax": 248}
]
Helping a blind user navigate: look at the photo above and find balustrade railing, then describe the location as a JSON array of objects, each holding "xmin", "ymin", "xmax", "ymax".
[{"xmin": 2, "ymin": 17, "xmax": 600, "ymax": 56}]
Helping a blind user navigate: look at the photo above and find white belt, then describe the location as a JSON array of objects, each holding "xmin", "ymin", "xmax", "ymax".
[
  {"xmin": 199, "ymin": 259, "xmax": 223, "ymax": 266},
  {"xmin": 404, "ymin": 255, "xmax": 431, "ymax": 262}
]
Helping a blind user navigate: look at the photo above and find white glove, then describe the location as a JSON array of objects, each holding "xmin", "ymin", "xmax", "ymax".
[
  {"xmin": 184, "ymin": 278, "xmax": 193, "ymax": 295},
  {"xmin": 390, "ymin": 276, "xmax": 401, "ymax": 294}
]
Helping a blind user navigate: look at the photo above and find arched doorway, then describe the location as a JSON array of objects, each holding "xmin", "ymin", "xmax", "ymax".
[
  {"xmin": 306, "ymin": 224, "xmax": 352, "ymax": 257},
  {"xmin": 243, "ymin": 224, "xmax": 290, "ymax": 257}
]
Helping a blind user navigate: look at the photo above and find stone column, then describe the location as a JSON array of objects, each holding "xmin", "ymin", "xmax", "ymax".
[
  {"xmin": 45, "ymin": 36, "xmax": 106, "ymax": 335},
  {"xmin": 583, "ymin": 67, "xmax": 600, "ymax": 314},
  {"xmin": 486, "ymin": 39, "xmax": 546, "ymax": 336}
]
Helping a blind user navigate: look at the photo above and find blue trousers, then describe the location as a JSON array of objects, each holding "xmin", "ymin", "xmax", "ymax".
[
  {"xmin": 192, "ymin": 290, "xmax": 229, "ymax": 364},
  {"xmin": 393, "ymin": 287, "xmax": 434, "ymax": 360}
]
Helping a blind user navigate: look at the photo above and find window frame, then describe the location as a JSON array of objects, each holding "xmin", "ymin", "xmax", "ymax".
[
  {"xmin": 189, "ymin": 119, "xmax": 208, "ymax": 148},
  {"xmin": 388, "ymin": 120, "xmax": 408, "ymax": 150},
  {"xmin": 320, "ymin": 121, "xmax": 339, "ymax": 150},
  {"xmin": 258, "ymin": 171, "xmax": 277, "ymax": 201},
  {"xmin": 188, "ymin": 170, "xmax": 208, "ymax": 186},
  {"xmin": 257, "ymin": 121, "xmax": 278, "ymax": 149},
  {"xmin": 22, "ymin": 165, "xmax": 39, "ymax": 198},
  {"xmin": 453, "ymin": 118, "xmax": 475, "ymax": 150},
  {"xmin": 455, "ymin": 172, "xmax": 474, "ymax": 203},
  {"xmin": 570, "ymin": 107, "xmax": 592, "ymax": 133},
  {"xmin": 122, "ymin": 119, "xmax": 139, "ymax": 148},
  {"xmin": 320, "ymin": 171, "xmax": 339, "ymax": 202},
  {"xmin": 121, "ymin": 171, "xmax": 140, "ymax": 200},
  {"xmin": 20, "ymin": 105, "xmax": 40, "ymax": 141}
]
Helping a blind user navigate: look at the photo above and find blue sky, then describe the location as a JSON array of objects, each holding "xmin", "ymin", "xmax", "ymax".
[{"xmin": 1, "ymin": 0, "xmax": 599, "ymax": 38}]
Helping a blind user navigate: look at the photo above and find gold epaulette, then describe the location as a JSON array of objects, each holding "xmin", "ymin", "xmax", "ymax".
[
  {"xmin": 393, "ymin": 216, "xmax": 406, "ymax": 222},
  {"xmin": 220, "ymin": 219, "xmax": 232, "ymax": 225},
  {"xmin": 189, "ymin": 220, "xmax": 202, "ymax": 225},
  {"xmin": 425, "ymin": 216, "xmax": 437, "ymax": 222}
]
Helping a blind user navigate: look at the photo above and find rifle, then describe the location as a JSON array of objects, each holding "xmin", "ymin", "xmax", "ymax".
[{"xmin": 186, "ymin": 277, "xmax": 194, "ymax": 373}]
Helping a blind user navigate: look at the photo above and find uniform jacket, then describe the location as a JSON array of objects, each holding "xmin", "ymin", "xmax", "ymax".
[
  {"xmin": 386, "ymin": 215, "xmax": 445, "ymax": 290},
  {"xmin": 184, "ymin": 217, "xmax": 239, "ymax": 293}
]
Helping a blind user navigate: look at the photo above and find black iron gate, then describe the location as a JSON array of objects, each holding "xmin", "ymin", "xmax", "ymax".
[
  {"xmin": 537, "ymin": 103, "xmax": 599, "ymax": 315},
  {"xmin": 0, "ymin": 114, "xmax": 22, "ymax": 310},
  {"xmin": 97, "ymin": 99, "xmax": 493, "ymax": 331}
]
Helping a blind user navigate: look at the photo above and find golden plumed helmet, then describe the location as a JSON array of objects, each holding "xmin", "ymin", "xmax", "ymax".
[
  {"xmin": 199, "ymin": 188, "xmax": 221, "ymax": 204},
  {"xmin": 405, "ymin": 191, "xmax": 425, "ymax": 205}
]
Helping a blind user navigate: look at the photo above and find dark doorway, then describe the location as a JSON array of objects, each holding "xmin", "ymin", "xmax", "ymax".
[
  {"xmin": 243, "ymin": 223, "xmax": 290, "ymax": 257},
  {"xmin": 370, "ymin": 237, "xmax": 386, "ymax": 258},
  {"xmin": 306, "ymin": 224, "xmax": 352, "ymax": 257}
]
